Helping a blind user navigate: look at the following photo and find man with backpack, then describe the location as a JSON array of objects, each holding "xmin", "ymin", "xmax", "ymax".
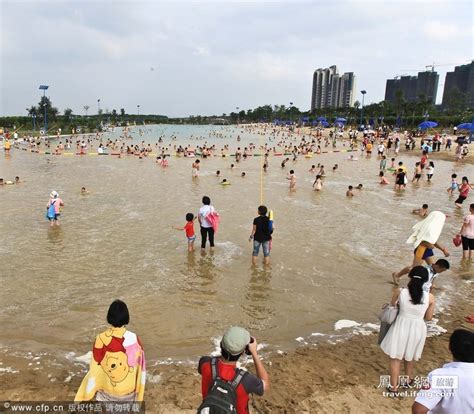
[{"xmin": 197, "ymin": 326, "xmax": 270, "ymax": 414}]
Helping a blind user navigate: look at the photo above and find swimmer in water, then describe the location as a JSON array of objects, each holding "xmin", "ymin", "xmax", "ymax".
[
  {"xmin": 281, "ymin": 158, "xmax": 289, "ymax": 168},
  {"xmin": 412, "ymin": 204, "xmax": 429, "ymax": 217},
  {"xmin": 220, "ymin": 179, "xmax": 230, "ymax": 185},
  {"xmin": 308, "ymin": 165, "xmax": 316, "ymax": 173},
  {"xmin": 241, "ymin": 172, "xmax": 246, "ymax": 177},
  {"xmin": 379, "ymin": 171, "xmax": 389, "ymax": 185},
  {"xmin": 346, "ymin": 185, "xmax": 354, "ymax": 197},
  {"xmin": 81, "ymin": 187, "xmax": 90, "ymax": 195},
  {"xmin": 216, "ymin": 170, "xmax": 221, "ymax": 177},
  {"xmin": 356, "ymin": 184, "xmax": 363, "ymax": 190}
]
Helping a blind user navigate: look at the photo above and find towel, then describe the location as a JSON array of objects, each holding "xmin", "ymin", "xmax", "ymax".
[
  {"xmin": 406, "ymin": 211, "xmax": 446, "ymax": 248},
  {"xmin": 206, "ymin": 211, "xmax": 220, "ymax": 233},
  {"xmin": 75, "ymin": 327, "xmax": 146, "ymax": 402}
]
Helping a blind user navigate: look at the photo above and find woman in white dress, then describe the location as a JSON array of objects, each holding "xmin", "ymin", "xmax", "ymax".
[{"xmin": 381, "ymin": 266, "xmax": 435, "ymax": 391}]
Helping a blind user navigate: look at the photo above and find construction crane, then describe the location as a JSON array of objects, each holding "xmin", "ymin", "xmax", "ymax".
[{"xmin": 400, "ymin": 61, "xmax": 470, "ymax": 73}]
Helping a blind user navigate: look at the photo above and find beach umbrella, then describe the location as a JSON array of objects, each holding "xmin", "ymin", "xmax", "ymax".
[
  {"xmin": 418, "ymin": 121, "xmax": 438, "ymax": 129},
  {"xmin": 321, "ymin": 120, "xmax": 329, "ymax": 127},
  {"xmin": 302, "ymin": 116, "xmax": 310, "ymax": 122},
  {"xmin": 335, "ymin": 117, "xmax": 347, "ymax": 122},
  {"xmin": 334, "ymin": 121, "xmax": 344, "ymax": 128},
  {"xmin": 316, "ymin": 116, "xmax": 327, "ymax": 121},
  {"xmin": 456, "ymin": 122, "xmax": 473, "ymax": 130}
]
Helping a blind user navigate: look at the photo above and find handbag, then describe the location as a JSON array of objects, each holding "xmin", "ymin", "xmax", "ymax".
[
  {"xmin": 453, "ymin": 234, "xmax": 462, "ymax": 247},
  {"xmin": 378, "ymin": 303, "xmax": 399, "ymax": 324}
]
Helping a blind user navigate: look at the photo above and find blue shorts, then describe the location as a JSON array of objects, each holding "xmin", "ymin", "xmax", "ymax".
[
  {"xmin": 48, "ymin": 213, "xmax": 60, "ymax": 221},
  {"xmin": 414, "ymin": 247, "xmax": 434, "ymax": 260},
  {"xmin": 187, "ymin": 235, "xmax": 196, "ymax": 242},
  {"xmin": 253, "ymin": 240, "xmax": 270, "ymax": 257}
]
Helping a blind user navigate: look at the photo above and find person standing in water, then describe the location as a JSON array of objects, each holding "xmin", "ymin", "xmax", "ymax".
[
  {"xmin": 198, "ymin": 196, "xmax": 216, "ymax": 251},
  {"xmin": 46, "ymin": 191, "xmax": 64, "ymax": 227},
  {"xmin": 287, "ymin": 170, "xmax": 296, "ymax": 191},
  {"xmin": 249, "ymin": 205, "xmax": 273, "ymax": 266},
  {"xmin": 192, "ymin": 159, "xmax": 200, "ymax": 178}
]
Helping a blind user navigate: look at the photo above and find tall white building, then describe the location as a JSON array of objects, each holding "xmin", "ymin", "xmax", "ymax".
[{"xmin": 311, "ymin": 66, "xmax": 356, "ymax": 110}]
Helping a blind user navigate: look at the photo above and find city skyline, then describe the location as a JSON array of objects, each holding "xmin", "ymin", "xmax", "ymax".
[
  {"xmin": 1, "ymin": 0, "xmax": 472, "ymax": 117},
  {"xmin": 311, "ymin": 66, "xmax": 356, "ymax": 110}
]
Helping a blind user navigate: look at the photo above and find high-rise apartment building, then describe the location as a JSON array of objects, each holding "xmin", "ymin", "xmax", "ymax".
[
  {"xmin": 311, "ymin": 66, "xmax": 356, "ymax": 110},
  {"xmin": 384, "ymin": 71, "xmax": 439, "ymax": 104},
  {"xmin": 442, "ymin": 61, "xmax": 474, "ymax": 108}
]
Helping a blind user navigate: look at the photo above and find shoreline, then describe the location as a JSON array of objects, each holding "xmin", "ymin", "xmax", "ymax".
[{"xmin": 1, "ymin": 287, "xmax": 472, "ymax": 412}]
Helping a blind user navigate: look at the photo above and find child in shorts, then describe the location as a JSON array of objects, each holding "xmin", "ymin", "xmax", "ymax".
[
  {"xmin": 447, "ymin": 174, "xmax": 458, "ymax": 195},
  {"xmin": 173, "ymin": 213, "xmax": 196, "ymax": 252}
]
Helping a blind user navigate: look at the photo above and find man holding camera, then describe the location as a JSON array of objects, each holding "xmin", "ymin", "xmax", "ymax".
[{"xmin": 198, "ymin": 326, "xmax": 270, "ymax": 414}]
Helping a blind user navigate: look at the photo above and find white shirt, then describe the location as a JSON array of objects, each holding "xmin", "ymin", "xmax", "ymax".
[
  {"xmin": 423, "ymin": 265, "xmax": 438, "ymax": 292},
  {"xmin": 199, "ymin": 205, "xmax": 214, "ymax": 228},
  {"xmin": 415, "ymin": 361, "xmax": 474, "ymax": 413}
]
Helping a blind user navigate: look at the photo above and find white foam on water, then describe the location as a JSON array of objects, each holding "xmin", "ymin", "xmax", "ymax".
[
  {"xmin": 426, "ymin": 318, "xmax": 447, "ymax": 337},
  {"xmin": 0, "ymin": 366, "xmax": 19, "ymax": 373},
  {"xmin": 210, "ymin": 336, "xmax": 222, "ymax": 357},
  {"xmin": 311, "ymin": 332, "xmax": 325, "ymax": 337},
  {"xmin": 362, "ymin": 323, "xmax": 380, "ymax": 330},
  {"xmin": 146, "ymin": 373, "xmax": 162, "ymax": 383},
  {"xmin": 75, "ymin": 351, "xmax": 92, "ymax": 364},
  {"xmin": 335, "ymin": 319, "xmax": 361, "ymax": 330},
  {"xmin": 212, "ymin": 242, "xmax": 243, "ymax": 266}
]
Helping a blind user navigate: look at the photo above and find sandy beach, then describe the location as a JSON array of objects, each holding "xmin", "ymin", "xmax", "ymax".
[{"xmin": 1, "ymin": 289, "xmax": 472, "ymax": 413}]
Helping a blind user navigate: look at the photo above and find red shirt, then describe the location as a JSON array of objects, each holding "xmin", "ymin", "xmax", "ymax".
[
  {"xmin": 184, "ymin": 221, "xmax": 195, "ymax": 238},
  {"xmin": 198, "ymin": 357, "xmax": 264, "ymax": 414}
]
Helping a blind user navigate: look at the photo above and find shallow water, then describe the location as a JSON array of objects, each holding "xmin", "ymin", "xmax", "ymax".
[{"xmin": 0, "ymin": 125, "xmax": 471, "ymax": 371}]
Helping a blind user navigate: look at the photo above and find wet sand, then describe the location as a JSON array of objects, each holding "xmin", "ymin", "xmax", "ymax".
[{"xmin": 1, "ymin": 293, "xmax": 472, "ymax": 413}]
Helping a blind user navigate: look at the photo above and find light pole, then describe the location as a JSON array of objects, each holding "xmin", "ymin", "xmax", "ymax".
[
  {"xmin": 289, "ymin": 102, "xmax": 293, "ymax": 123},
  {"xmin": 137, "ymin": 104, "xmax": 140, "ymax": 116},
  {"xmin": 360, "ymin": 90, "xmax": 367, "ymax": 128},
  {"xmin": 97, "ymin": 99, "xmax": 101, "ymax": 114},
  {"xmin": 43, "ymin": 103, "xmax": 48, "ymax": 131},
  {"xmin": 236, "ymin": 106, "xmax": 239, "ymax": 123},
  {"xmin": 38, "ymin": 85, "xmax": 49, "ymax": 131}
]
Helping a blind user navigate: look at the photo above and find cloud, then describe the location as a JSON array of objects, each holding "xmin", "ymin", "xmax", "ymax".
[
  {"xmin": 193, "ymin": 46, "xmax": 211, "ymax": 57},
  {"xmin": 423, "ymin": 20, "xmax": 465, "ymax": 41},
  {"xmin": 1, "ymin": 0, "xmax": 472, "ymax": 116}
]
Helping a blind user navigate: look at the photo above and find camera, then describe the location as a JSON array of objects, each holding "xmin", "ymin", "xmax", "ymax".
[{"xmin": 244, "ymin": 336, "xmax": 255, "ymax": 355}]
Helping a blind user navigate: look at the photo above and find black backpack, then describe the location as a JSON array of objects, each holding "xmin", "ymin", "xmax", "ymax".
[{"xmin": 197, "ymin": 358, "xmax": 245, "ymax": 414}]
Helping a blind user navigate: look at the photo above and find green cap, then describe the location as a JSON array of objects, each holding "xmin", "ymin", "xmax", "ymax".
[{"xmin": 222, "ymin": 326, "xmax": 250, "ymax": 356}]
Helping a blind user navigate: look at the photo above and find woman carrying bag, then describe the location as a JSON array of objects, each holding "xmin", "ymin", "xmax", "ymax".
[{"xmin": 380, "ymin": 266, "xmax": 435, "ymax": 392}]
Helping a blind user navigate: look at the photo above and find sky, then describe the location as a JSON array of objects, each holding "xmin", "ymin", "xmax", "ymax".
[{"xmin": 0, "ymin": 0, "xmax": 473, "ymax": 117}]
